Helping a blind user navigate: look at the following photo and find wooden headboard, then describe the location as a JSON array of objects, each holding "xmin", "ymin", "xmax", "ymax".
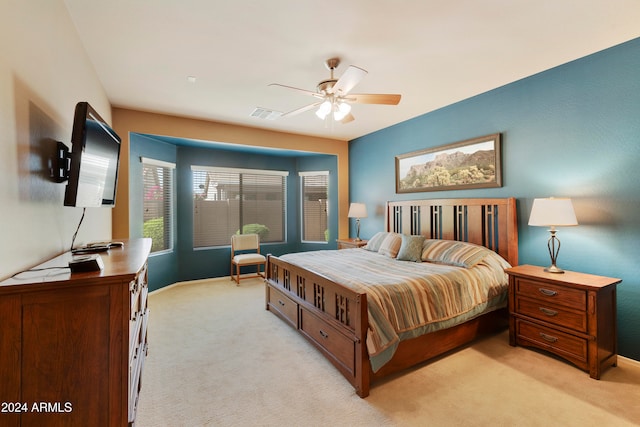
[{"xmin": 385, "ymin": 198, "xmax": 518, "ymax": 266}]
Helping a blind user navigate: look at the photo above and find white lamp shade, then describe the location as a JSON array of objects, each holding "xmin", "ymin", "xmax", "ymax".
[
  {"xmin": 348, "ymin": 202, "xmax": 367, "ymax": 218},
  {"xmin": 315, "ymin": 100, "xmax": 332, "ymax": 119},
  {"xmin": 333, "ymin": 102, "xmax": 351, "ymax": 121},
  {"xmin": 528, "ymin": 198, "xmax": 578, "ymax": 227}
]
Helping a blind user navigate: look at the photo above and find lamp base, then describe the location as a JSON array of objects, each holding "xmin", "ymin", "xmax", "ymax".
[
  {"xmin": 544, "ymin": 264, "xmax": 565, "ymax": 274},
  {"xmin": 544, "ymin": 230, "xmax": 565, "ymax": 273}
]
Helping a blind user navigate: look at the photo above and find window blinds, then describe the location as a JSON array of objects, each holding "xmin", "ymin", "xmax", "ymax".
[
  {"xmin": 300, "ymin": 171, "xmax": 328, "ymax": 242},
  {"xmin": 192, "ymin": 166, "xmax": 288, "ymax": 247},
  {"xmin": 141, "ymin": 157, "xmax": 175, "ymax": 253}
]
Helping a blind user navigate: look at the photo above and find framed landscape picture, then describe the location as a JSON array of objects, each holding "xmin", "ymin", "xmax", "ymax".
[{"xmin": 395, "ymin": 133, "xmax": 502, "ymax": 193}]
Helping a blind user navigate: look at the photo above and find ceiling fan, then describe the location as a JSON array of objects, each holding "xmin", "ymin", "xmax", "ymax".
[{"xmin": 270, "ymin": 57, "xmax": 401, "ymax": 124}]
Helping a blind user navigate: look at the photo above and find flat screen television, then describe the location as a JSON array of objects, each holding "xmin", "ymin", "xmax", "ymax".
[{"xmin": 64, "ymin": 102, "xmax": 121, "ymax": 207}]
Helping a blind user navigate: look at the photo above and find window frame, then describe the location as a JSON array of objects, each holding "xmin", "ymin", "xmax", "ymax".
[
  {"xmin": 299, "ymin": 171, "xmax": 329, "ymax": 244},
  {"xmin": 191, "ymin": 165, "xmax": 289, "ymax": 248},
  {"xmin": 141, "ymin": 157, "xmax": 176, "ymax": 255}
]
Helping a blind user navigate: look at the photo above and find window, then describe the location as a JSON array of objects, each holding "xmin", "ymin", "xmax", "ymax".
[
  {"xmin": 300, "ymin": 171, "xmax": 328, "ymax": 242},
  {"xmin": 142, "ymin": 157, "xmax": 175, "ymax": 253},
  {"xmin": 192, "ymin": 166, "xmax": 288, "ymax": 247}
]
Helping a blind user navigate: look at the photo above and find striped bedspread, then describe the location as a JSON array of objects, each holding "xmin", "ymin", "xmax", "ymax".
[{"xmin": 280, "ymin": 248, "xmax": 511, "ymax": 372}]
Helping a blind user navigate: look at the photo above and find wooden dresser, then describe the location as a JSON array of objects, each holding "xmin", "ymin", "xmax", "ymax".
[
  {"xmin": 506, "ymin": 264, "xmax": 620, "ymax": 379},
  {"xmin": 0, "ymin": 238, "xmax": 151, "ymax": 427}
]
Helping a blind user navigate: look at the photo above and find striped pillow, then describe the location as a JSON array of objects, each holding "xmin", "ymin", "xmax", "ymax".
[
  {"xmin": 421, "ymin": 239, "xmax": 490, "ymax": 268},
  {"xmin": 378, "ymin": 233, "xmax": 403, "ymax": 258},
  {"xmin": 363, "ymin": 232, "xmax": 388, "ymax": 252}
]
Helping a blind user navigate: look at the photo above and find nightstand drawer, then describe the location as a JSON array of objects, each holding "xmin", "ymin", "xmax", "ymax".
[
  {"xmin": 515, "ymin": 278, "xmax": 586, "ymax": 310},
  {"xmin": 516, "ymin": 319, "xmax": 588, "ymax": 366},
  {"xmin": 515, "ymin": 296, "xmax": 587, "ymax": 332}
]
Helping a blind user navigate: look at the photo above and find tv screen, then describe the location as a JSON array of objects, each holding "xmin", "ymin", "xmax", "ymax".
[{"xmin": 64, "ymin": 102, "xmax": 121, "ymax": 207}]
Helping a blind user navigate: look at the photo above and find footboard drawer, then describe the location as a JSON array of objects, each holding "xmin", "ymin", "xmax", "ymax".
[
  {"xmin": 267, "ymin": 285, "xmax": 298, "ymax": 328},
  {"xmin": 300, "ymin": 307, "xmax": 355, "ymax": 375}
]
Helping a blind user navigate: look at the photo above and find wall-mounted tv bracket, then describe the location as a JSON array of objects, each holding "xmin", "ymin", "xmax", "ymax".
[{"xmin": 53, "ymin": 141, "xmax": 70, "ymax": 183}]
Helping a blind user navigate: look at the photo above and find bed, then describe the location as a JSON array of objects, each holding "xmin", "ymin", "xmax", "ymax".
[{"xmin": 265, "ymin": 198, "xmax": 518, "ymax": 397}]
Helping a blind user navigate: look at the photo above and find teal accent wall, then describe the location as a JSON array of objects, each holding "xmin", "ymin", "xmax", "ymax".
[
  {"xmin": 130, "ymin": 134, "xmax": 338, "ymax": 291},
  {"xmin": 349, "ymin": 38, "xmax": 640, "ymax": 361},
  {"xmin": 129, "ymin": 134, "xmax": 179, "ymax": 290}
]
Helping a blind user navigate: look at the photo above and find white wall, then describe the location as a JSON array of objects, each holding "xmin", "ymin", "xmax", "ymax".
[{"xmin": 0, "ymin": 0, "xmax": 113, "ymax": 279}]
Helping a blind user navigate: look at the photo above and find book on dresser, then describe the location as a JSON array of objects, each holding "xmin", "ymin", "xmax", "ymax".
[{"xmin": 0, "ymin": 238, "xmax": 151, "ymax": 427}]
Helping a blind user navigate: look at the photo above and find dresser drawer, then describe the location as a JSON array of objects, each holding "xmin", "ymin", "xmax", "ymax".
[
  {"xmin": 300, "ymin": 308, "xmax": 355, "ymax": 374},
  {"xmin": 515, "ymin": 319, "xmax": 588, "ymax": 368},
  {"xmin": 128, "ymin": 342, "xmax": 147, "ymax": 422},
  {"xmin": 515, "ymin": 296, "xmax": 587, "ymax": 332},
  {"xmin": 129, "ymin": 310, "xmax": 143, "ymax": 357},
  {"xmin": 130, "ymin": 282, "xmax": 140, "ymax": 314},
  {"xmin": 267, "ymin": 286, "xmax": 298, "ymax": 328},
  {"xmin": 140, "ymin": 283, "xmax": 148, "ymax": 313},
  {"xmin": 130, "ymin": 263, "xmax": 148, "ymax": 311},
  {"xmin": 515, "ymin": 278, "xmax": 585, "ymax": 310},
  {"xmin": 129, "ymin": 308, "xmax": 149, "ymax": 361}
]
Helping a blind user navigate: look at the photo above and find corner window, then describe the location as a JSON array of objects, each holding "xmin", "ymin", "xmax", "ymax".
[
  {"xmin": 141, "ymin": 157, "xmax": 175, "ymax": 253},
  {"xmin": 300, "ymin": 171, "xmax": 328, "ymax": 243}
]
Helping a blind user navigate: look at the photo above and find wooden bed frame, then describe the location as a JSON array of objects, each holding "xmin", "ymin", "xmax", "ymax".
[{"xmin": 265, "ymin": 197, "xmax": 518, "ymax": 397}]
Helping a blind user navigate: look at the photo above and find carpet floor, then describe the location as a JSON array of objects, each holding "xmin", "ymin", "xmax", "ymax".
[{"xmin": 135, "ymin": 277, "xmax": 640, "ymax": 427}]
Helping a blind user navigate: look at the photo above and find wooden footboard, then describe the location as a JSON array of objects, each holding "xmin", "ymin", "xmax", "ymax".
[
  {"xmin": 265, "ymin": 254, "xmax": 508, "ymax": 397},
  {"xmin": 265, "ymin": 197, "xmax": 518, "ymax": 397},
  {"xmin": 265, "ymin": 254, "xmax": 371, "ymax": 397}
]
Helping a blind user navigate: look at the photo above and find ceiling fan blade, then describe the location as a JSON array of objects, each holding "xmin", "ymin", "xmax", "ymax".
[
  {"xmin": 340, "ymin": 113, "xmax": 355, "ymax": 124},
  {"xmin": 347, "ymin": 93, "xmax": 401, "ymax": 105},
  {"xmin": 331, "ymin": 65, "xmax": 367, "ymax": 95},
  {"xmin": 281, "ymin": 101, "xmax": 322, "ymax": 118},
  {"xmin": 269, "ymin": 83, "xmax": 323, "ymax": 99}
]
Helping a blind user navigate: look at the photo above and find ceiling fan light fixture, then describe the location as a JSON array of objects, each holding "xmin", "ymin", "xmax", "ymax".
[
  {"xmin": 315, "ymin": 100, "xmax": 332, "ymax": 119},
  {"xmin": 270, "ymin": 57, "xmax": 401, "ymax": 125},
  {"xmin": 333, "ymin": 102, "xmax": 351, "ymax": 121}
]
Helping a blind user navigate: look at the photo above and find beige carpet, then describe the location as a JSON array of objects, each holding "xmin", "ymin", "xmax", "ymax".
[{"xmin": 136, "ymin": 277, "xmax": 640, "ymax": 427}]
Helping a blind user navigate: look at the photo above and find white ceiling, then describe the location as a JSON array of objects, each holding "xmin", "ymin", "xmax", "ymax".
[{"xmin": 63, "ymin": 0, "xmax": 640, "ymax": 142}]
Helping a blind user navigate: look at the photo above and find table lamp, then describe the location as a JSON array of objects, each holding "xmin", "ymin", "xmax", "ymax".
[
  {"xmin": 348, "ymin": 203, "xmax": 368, "ymax": 241},
  {"xmin": 528, "ymin": 197, "xmax": 578, "ymax": 273}
]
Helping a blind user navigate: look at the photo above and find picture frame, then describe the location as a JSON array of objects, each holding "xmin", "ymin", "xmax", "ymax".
[{"xmin": 395, "ymin": 133, "xmax": 502, "ymax": 193}]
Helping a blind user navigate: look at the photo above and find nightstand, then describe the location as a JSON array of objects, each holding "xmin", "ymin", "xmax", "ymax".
[
  {"xmin": 336, "ymin": 238, "xmax": 368, "ymax": 249},
  {"xmin": 506, "ymin": 265, "xmax": 621, "ymax": 379}
]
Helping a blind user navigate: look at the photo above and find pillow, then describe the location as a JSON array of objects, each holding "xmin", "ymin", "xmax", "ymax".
[
  {"xmin": 363, "ymin": 232, "xmax": 388, "ymax": 252},
  {"xmin": 421, "ymin": 239, "xmax": 490, "ymax": 268},
  {"xmin": 378, "ymin": 233, "xmax": 403, "ymax": 258},
  {"xmin": 396, "ymin": 235, "xmax": 425, "ymax": 262}
]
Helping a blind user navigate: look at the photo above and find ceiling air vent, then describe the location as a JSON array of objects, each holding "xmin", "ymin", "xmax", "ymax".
[{"xmin": 250, "ymin": 107, "xmax": 282, "ymax": 120}]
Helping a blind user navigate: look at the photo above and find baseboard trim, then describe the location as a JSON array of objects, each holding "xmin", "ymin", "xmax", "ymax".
[
  {"xmin": 149, "ymin": 275, "xmax": 259, "ymax": 295},
  {"xmin": 620, "ymin": 355, "xmax": 640, "ymax": 367}
]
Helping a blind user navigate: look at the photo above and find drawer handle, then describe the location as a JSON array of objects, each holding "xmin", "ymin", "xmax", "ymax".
[
  {"xmin": 539, "ymin": 332, "xmax": 558, "ymax": 343},
  {"xmin": 278, "ymin": 299, "xmax": 285, "ymax": 307},
  {"xmin": 539, "ymin": 307, "xmax": 558, "ymax": 317},
  {"xmin": 539, "ymin": 288, "xmax": 557, "ymax": 297},
  {"xmin": 319, "ymin": 330, "xmax": 329, "ymax": 339}
]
